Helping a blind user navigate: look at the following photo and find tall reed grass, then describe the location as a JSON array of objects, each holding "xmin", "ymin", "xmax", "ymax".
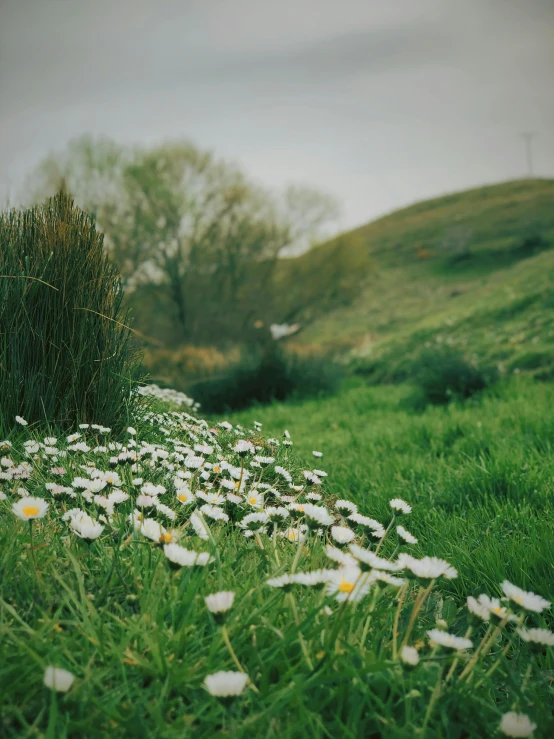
[{"xmin": 0, "ymin": 192, "xmax": 143, "ymax": 432}]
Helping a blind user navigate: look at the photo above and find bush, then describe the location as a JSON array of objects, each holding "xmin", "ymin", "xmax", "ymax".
[
  {"xmin": 189, "ymin": 342, "xmax": 344, "ymax": 413},
  {"xmin": 0, "ymin": 193, "xmax": 144, "ymax": 431},
  {"xmin": 409, "ymin": 348, "xmax": 498, "ymax": 407}
]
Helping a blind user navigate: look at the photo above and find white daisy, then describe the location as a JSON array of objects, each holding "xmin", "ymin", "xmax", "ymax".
[
  {"xmin": 349, "ymin": 545, "xmax": 403, "ymax": 572},
  {"xmin": 474, "ymin": 594, "xmax": 511, "ymax": 620},
  {"xmin": 204, "ymin": 670, "xmax": 248, "ymax": 697},
  {"xmin": 303, "ymin": 471, "xmax": 322, "ymax": 485},
  {"xmin": 499, "ymin": 712, "xmax": 537, "ymax": 737},
  {"xmin": 184, "ymin": 455, "xmax": 205, "ymax": 469},
  {"xmin": 370, "ymin": 571, "xmax": 406, "ymax": 587},
  {"xmin": 389, "ymin": 498, "xmax": 412, "ymax": 514},
  {"xmin": 326, "ymin": 544, "xmax": 359, "ymax": 567},
  {"xmin": 205, "ymin": 591, "xmax": 235, "ymax": 614},
  {"xmin": 275, "ymin": 466, "xmax": 292, "ymax": 482},
  {"xmin": 312, "ymin": 451, "xmax": 323, "ymax": 458},
  {"xmin": 139, "ymin": 518, "xmax": 167, "ymax": 542},
  {"xmin": 467, "ymin": 596, "xmax": 491, "ymax": 621},
  {"xmin": 266, "ymin": 574, "xmax": 295, "ymax": 588},
  {"xmin": 501, "ymin": 581, "xmax": 550, "ymax": 613},
  {"xmin": 282, "ymin": 526, "xmax": 307, "ymax": 543},
  {"xmin": 398, "ymin": 554, "xmax": 458, "ymax": 580},
  {"xmin": 155, "ymin": 502, "xmax": 177, "ymax": 520},
  {"xmin": 303, "ymin": 503, "xmax": 335, "ymax": 527},
  {"xmin": 190, "ymin": 512, "xmax": 210, "ymax": 540},
  {"xmin": 12, "ymin": 496, "xmax": 48, "ymax": 520},
  {"xmin": 226, "ymin": 493, "xmax": 243, "ymax": 505},
  {"xmin": 245, "ymin": 490, "xmax": 264, "ymax": 508},
  {"xmin": 15, "ymin": 415, "xmax": 28, "ymax": 426},
  {"xmin": 325, "ymin": 567, "xmax": 372, "ymax": 603},
  {"xmin": 397, "ymin": 525, "xmax": 418, "ymax": 544},
  {"xmin": 200, "ymin": 504, "xmax": 229, "ymax": 523},
  {"xmin": 266, "ymin": 506, "xmax": 290, "ymax": 522},
  {"xmin": 400, "ymin": 646, "xmax": 420, "ymax": 666},
  {"xmin": 234, "ymin": 440, "xmax": 254, "ymax": 456},
  {"xmin": 347, "ymin": 513, "xmax": 386, "ymax": 538},
  {"xmin": 163, "ymin": 543, "xmax": 214, "ymax": 567},
  {"xmin": 427, "ymin": 629, "xmax": 473, "ymax": 650},
  {"xmin": 331, "ymin": 526, "xmax": 356, "ymax": 545},
  {"xmin": 70, "ymin": 512, "xmax": 104, "ymax": 541},
  {"xmin": 254, "ymin": 455, "xmax": 275, "ymax": 466},
  {"xmin": 43, "ymin": 666, "xmax": 75, "ymax": 692},
  {"xmin": 239, "ymin": 512, "xmax": 269, "ymax": 531},
  {"xmin": 335, "ymin": 499, "xmax": 358, "ymax": 515},
  {"xmin": 290, "ymin": 569, "xmax": 329, "ymax": 586},
  {"xmin": 516, "ymin": 627, "xmax": 554, "ymax": 646}
]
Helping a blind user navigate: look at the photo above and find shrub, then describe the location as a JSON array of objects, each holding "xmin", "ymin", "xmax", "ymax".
[
  {"xmin": 189, "ymin": 342, "xmax": 344, "ymax": 413},
  {"xmin": 0, "ymin": 192, "xmax": 144, "ymax": 431},
  {"xmin": 409, "ymin": 347, "xmax": 498, "ymax": 407}
]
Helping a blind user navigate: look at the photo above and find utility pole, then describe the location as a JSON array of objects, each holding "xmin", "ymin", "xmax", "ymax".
[{"xmin": 520, "ymin": 132, "xmax": 536, "ymax": 177}]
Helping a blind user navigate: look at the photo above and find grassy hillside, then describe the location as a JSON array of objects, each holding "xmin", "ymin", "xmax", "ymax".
[{"xmin": 280, "ymin": 178, "xmax": 554, "ymax": 376}]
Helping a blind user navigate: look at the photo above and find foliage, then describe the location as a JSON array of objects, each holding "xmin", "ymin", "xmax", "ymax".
[
  {"xmin": 407, "ymin": 347, "xmax": 499, "ymax": 407},
  {"xmin": 287, "ymin": 179, "xmax": 554, "ymax": 365},
  {"xmin": 0, "ymin": 192, "xmax": 143, "ymax": 432},
  {"xmin": 0, "ymin": 377, "xmax": 553, "ymax": 737},
  {"xmin": 26, "ymin": 136, "xmax": 341, "ymax": 343},
  {"xmin": 189, "ymin": 343, "xmax": 345, "ymax": 413},
  {"xmin": 142, "ymin": 344, "xmax": 238, "ymax": 385}
]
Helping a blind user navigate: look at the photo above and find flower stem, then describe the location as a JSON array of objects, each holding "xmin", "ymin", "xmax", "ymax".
[
  {"xmin": 473, "ymin": 621, "xmax": 521, "ymax": 689},
  {"xmin": 444, "ymin": 626, "xmax": 473, "ymax": 683},
  {"xmin": 221, "ymin": 624, "xmax": 259, "ymax": 693},
  {"xmin": 272, "ymin": 523, "xmax": 280, "ymax": 566},
  {"xmin": 421, "ymin": 664, "xmax": 444, "ymax": 735},
  {"xmin": 28, "ymin": 520, "xmax": 37, "ymax": 570},
  {"xmin": 459, "ymin": 615, "xmax": 510, "ymax": 683},
  {"xmin": 401, "ymin": 579, "xmax": 435, "ymax": 649},
  {"xmin": 287, "ymin": 592, "xmax": 314, "ymax": 670},
  {"xmin": 375, "ymin": 514, "xmax": 395, "ymax": 555},
  {"xmin": 392, "ymin": 583, "xmax": 408, "ymax": 660},
  {"xmin": 290, "ymin": 528, "xmax": 306, "ymax": 574}
]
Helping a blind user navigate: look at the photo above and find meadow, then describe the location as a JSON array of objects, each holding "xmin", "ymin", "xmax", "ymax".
[
  {"xmin": 1, "ymin": 187, "xmax": 553, "ymax": 738},
  {"xmin": 1, "ymin": 376, "xmax": 553, "ymax": 737}
]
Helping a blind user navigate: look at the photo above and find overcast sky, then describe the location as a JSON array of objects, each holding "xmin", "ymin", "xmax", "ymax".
[{"xmin": 1, "ymin": 0, "xmax": 553, "ymax": 228}]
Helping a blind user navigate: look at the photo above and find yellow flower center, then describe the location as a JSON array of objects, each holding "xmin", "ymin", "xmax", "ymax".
[
  {"xmin": 235, "ymin": 481, "xmax": 240, "ymax": 489},
  {"xmin": 178, "ymin": 494, "xmax": 188, "ymax": 502},
  {"xmin": 249, "ymin": 497, "xmax": 257, "ymax": 505},
  {"xmin": 338, "ymin": 581, "xmax": 355, "ymax": 594},
  {"xmin": 515, "ymin": 596, "xmax": 522, "ymax": 604},
  {"xmin": 213, "ymin": 466, "xmax": 220, "ymax": 473},
  {"xmin": 492, "ymin": 607, "xmax": 503, "ymax": 615},
  {"xmin": 298, "ymin": 505, "xmax": 305, "ymax": 512},
  {"xmin": 288, "ymin": 532, "xmax": 297, "ymax": 541},
  {"xmin": 160, "ymin": 533, "xmax": 173, "ymax": 544},
  {"xmin": 23, "ymin": 506, "xmax": 39, "ymax": 517}
]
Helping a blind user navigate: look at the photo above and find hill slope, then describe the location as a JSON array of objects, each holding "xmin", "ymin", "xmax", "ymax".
[{"xmin": 281, "ymin": 178, "xmax": 554, "ymax": 376}]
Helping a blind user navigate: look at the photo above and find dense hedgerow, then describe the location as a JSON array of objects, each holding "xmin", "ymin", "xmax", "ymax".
[
  {"xmin": 0, "ymin": 396, "xmax": 552, "ymax": 737},
  {"xmin": 0, "ymin": 193, "xmax": 143, "ymax": 432},
  {"xmin": 189, "ymin": 343, "xmax": 345, "ymax": 413}
]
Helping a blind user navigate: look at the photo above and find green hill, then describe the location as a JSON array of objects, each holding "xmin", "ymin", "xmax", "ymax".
[{"xmin": 280, "ymin": 178, "xmax": 554, "ymax": 378}]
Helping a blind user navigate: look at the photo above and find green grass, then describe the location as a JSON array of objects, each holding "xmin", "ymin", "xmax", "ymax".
[
  {"xmin": 0, "ymin": 193, "xmax": 144, "ymax": 433},
  {"xmin": 1, "ymin": 377, "xmax": 553, "ymax": 737},
  {"xmin": 276, "ymin": 178, "xmax": 554, "ymax": 378},
  {"xmin": 226, "ymin": 378, "xmax": 554, "ymax": 599}
]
